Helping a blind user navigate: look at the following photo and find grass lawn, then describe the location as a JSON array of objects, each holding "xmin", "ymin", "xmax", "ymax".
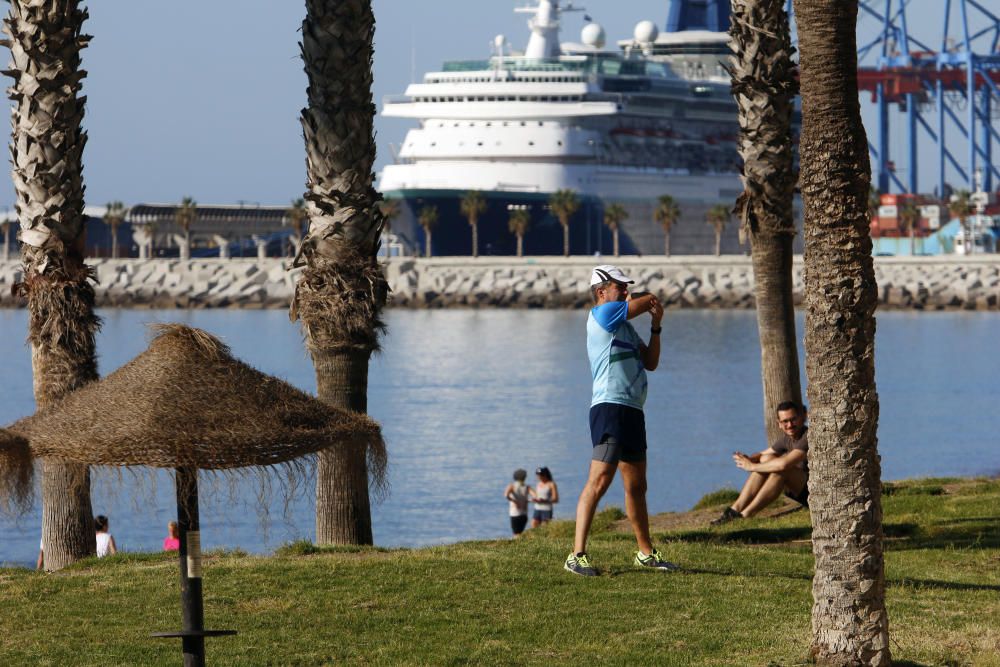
[{"xmin": 2, "ymin": 477, "xmax": 998, "ymax": 666}]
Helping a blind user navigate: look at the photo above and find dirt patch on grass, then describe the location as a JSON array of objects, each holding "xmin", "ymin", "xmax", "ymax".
[{"xmin": 613, "ymin": 498, "xmax": 807, "ymax": 534}]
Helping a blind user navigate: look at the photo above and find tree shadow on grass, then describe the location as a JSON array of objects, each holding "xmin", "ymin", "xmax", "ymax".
[
  {"xmin": 884, "ymin": 517, "xmax": 1000, "ymax": 551},
  {"xmin": 669, "ymin": 522, "xmax": 919, "ymax": 546},
  {"xmin": 887, "ymin": 576, "xmax": 1000, "ymax": 593}
]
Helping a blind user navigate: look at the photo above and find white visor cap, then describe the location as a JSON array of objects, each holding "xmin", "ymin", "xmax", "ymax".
[{"xmin": 590, "ymin": 264, "xmax": 635, "ymax": 286}]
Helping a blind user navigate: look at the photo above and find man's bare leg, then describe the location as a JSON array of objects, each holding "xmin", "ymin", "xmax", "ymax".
[
  {"xmin": 730, "ymin": 452, "xmax": 776, "ymax": 513},
  {"xmin": 731, "ymin": 472, "xmax": 768, "ymax": 513},
  {"xmin": 619, "ymin": 460, "xmax": 653, "ymax": 554},
  {"xmin": 573, "ymin": 460, "xmax": 617, "ymax": 555},
  {"xmin": 741, "ymin": 467, "xmax": 807, "ymax": 517}
]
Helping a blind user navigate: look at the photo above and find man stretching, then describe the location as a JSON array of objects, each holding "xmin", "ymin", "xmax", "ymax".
[
  {"xmin": 711, "ymin": 401, "xmax": 809, "ymax": 525},
  {"xmin": 564, "ymin": 265, "xmax": 678, "ymax": 576}
]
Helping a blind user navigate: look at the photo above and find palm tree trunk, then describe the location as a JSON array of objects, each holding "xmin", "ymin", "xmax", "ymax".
[
  {"xmin": 730, "ymin": 0, "xmax": 802, "ymax": 444},
  {"xmin": 664, "ymin": 230, "xmax": 670, "ymax": 257},
  {"xmin": 517, "ymin": 234, "xmax": 523, "ymax": 257},
  {"xmin": 111, "ymin": 225, "xmax": 118, "ymax": 259},
  {"xmin": 715, "ymin": 230, "xmax": 722, "ymax": 256},
  {"xmin": 562, "ymin": 222, "xmax": 569, "ymax": 256},
  {"xmin": 294, "ymin": 0, "xmax": 389, "ymax": 546},
  {"xmin": 313, "ymin": 348, "xmax": 373, "ymax": 544},
  {"xmin": 471, "ymin": 221, "xmax": 478, "ymax": 258},
  {"xmin": 183, "ymin": 228, "xmax": 191, "ymax": 260},
  {"xmin": 425, "ymin": 229, "xmax": 432, "ymax": 258},
  {"xmin": 6, "ymin": 0, "xmax": 99, "ymax": 570},
  {"xmin": 794, "ymin": 0, "xmax": 891, "ymax": 663},
  {"xmin": 613, "ymin": 229, "xmax": 619, "ymax": 257}
]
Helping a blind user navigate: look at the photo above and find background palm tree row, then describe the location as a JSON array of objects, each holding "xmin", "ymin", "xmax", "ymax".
[{"xmin": 407, "ymin": 191, "xmax": 761, "ymax": 258}]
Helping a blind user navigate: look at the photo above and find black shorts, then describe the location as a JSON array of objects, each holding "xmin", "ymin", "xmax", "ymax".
[
  {"xmin": 785, "ymin": 480, "xmax": 809, "ymax": 507},
  {"xmin": 510, "ymin": 515, "xmax": 528, "ymax": 534},
  {"xmin": 589, "ymin": 403, "xmax": 647, "ymax": 464}
]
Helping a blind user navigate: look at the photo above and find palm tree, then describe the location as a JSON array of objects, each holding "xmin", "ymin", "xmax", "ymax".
[
  {"xmin": 729, "ymin": 0, "xmax": 802, "ymax": 444},
  {"xmin": 548, "ymin": 189, "xmax": 579, "ymax": 256},
  {"xmin": 460, "ymin": 191, "xmax": 487, "ymax": 258},
  {"xmin": 291, "ymin": 0, "xmax": 390, "ymax": 545},
  {"xmin": 1, "ymin": 215, "xmax": 12, "ymax": 262},
  {"xmin": 794, "ymin": 0, "xmax": 890, "ymax": 662},
  {"xmin": 948, "ymin": 189, "xmax": 971, "ymax": 254},
  {"xmin": 706, "ymin": 204, "xmax": 730, "ymax": 256},
  {"xmin": 174, "ymin": 196, "xmax": 197, "ymax": 260},
  {"xmin": 378, "ymin": 198, "xmax": 401, "ymax": 234},
  {"xmin": 418, "ymin": 206, "xmax": 438, "ymax": 258},
  {"xmin": 103, "ymin": 201, "xmax": 126, "ymax": 259},
  {"xmin": 898, "ymin": 199, "xmax": 919, "ymax": 256},
  {"xmin": 603, "ymin": 203, "xmax": 628, "ymax": 257},
  {"xmin": 5, "ymin": 0, "xmax": 99, "ymax": 569},
  {"xmin": 508, "ymin": 208, "xmax": 531, "ymax": 257},
  {"xmin": 286, "ymin": 198, "xmax": 308, "ymax": 257},
  {"xmin": 653, "ymin": 195, "xmax": 681, "ymax": 256}
]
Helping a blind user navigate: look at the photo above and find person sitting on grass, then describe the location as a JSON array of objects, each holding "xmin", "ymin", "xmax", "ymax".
[{"xmin": 711, "ymin": 401, "xmax": 809, "ymax": 525}]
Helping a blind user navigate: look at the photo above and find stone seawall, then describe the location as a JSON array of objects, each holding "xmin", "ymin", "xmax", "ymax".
[{"xmin": 1, "ymin": 256, "xmax": 999, "ymax": 310}]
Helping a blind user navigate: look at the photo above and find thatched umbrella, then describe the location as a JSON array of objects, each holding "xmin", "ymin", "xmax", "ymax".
[{"xmin": 0, "ymin": 324, "xmax": 387, "ymax": 666}]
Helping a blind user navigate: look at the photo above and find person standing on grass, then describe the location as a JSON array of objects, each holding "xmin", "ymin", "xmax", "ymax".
[
  {"xmin": 710, "ymin": 401, "xmax": 809, "ymax": 525},
  {"xmin": 564, "ymin": 265, "xmax": 678, "ymax": 576},
  {"xmin": 529, "ymin": 467, "xmax": 559, "ymax": 527},
  {"xmin": 504, "ymin": 469, "xmax": 531, "ymax": 536}
]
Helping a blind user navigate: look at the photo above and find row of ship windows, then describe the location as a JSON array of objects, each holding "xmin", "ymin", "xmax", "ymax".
[
  {"xmin": 415, "ymin": 95, "xmax": 584, "ymax": 103},
  {"xmin": 408, "ymin": 140, "xmax": 566, "ymax": 148},
  {"xmin": 436, "ymin": 120, "xmax": 550, "ymax": 128},
  {"xmin": 427, "ymin": 76, "xmax": 583, "ymax": 84}
]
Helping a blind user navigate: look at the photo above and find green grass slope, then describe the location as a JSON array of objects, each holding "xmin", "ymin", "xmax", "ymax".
[{"xmin": 2, "ymin": 477, "xmax": 998, "ymax": 666}]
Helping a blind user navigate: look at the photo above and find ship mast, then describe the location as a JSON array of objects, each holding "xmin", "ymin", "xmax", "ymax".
[{"xmin": 515, "ymin": 0, "xmax": 583, "ymax": 59}]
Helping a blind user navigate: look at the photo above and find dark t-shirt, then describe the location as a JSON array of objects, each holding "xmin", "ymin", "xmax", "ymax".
[{"xmin": 771, "ymin": 427, "xmax": 808, "ymax": 472}]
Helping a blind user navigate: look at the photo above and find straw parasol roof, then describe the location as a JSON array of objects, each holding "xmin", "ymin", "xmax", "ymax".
[
  {"xmin": 0, "ymin": 325, "xmax": 387, "ymax": 510},
  {"xmin": 0, "ymin": 428, "xmax": 33, "ymax": 514}
]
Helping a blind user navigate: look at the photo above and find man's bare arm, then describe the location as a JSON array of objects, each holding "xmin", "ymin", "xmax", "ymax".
[
  {"xmin": 734, "ymin": 449, "xmax": 806, "ymax": 473},
  {"xmin": 626, "ymin": 293, "xmax": 658, "ymax": 319}
]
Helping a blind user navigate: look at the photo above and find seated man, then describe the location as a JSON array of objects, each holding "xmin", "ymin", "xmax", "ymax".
[{"xmin": 711, "ymin": 401, "xmax": 808, "ymax": 525}]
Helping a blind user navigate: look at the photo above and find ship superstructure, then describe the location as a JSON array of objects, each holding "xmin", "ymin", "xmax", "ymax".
[{"xmin": 378, "ymin": 1, "xmax": 784, "ymax": 256}]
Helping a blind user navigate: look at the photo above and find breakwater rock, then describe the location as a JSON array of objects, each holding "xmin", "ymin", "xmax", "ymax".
[{"xmin": 1, "ymin": 256, "xmax": 999, "ymax": 310}]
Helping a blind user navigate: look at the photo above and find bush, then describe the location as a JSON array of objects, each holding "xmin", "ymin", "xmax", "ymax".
[{"xmin": 693, "ymin": 488, "xmax": 739, "ymax": 510}]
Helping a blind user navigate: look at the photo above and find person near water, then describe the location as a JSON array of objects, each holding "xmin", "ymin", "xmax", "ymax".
[
  {"xmin": 564, "ymin": 265, "xmax": 678, "ymax": 576},
  {"xmin": 530, "ymin": 467, "xmax": 559, "ymax": 527},
  {"xmin": 504, "ymin": 469, "xmax": 531, "ymax": 536},
  {"xmin": 711, "ymin": 401, "xmax": 809, "ymax": 525},
  {"xmin": 94, "ymin": 515, "xmax": 117, "ymax": 558},
  {"xmin": 163, "ymin": 520, "xmax": 181, "ymax": 551}
]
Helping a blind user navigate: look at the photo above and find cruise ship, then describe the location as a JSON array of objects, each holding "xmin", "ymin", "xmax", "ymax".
[{"xmin": 378, "ymin": 0, "xmax": 793, "ymax": 256}]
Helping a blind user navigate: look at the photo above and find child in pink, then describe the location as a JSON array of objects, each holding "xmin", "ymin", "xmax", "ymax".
[{"xmin": 163, "ymin": 520, "xmax": 180, "ymax": 551}]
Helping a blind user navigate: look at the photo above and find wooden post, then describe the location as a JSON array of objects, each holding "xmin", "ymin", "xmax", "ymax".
[{"xmin": 152, "ymin": 467, "xmax": 235, "ymax": 665}]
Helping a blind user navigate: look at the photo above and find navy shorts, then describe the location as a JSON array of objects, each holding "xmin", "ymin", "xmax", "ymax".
[
  {"xmin": 533, "ymin": 509, "xmax": 553, "ymax": 522},
  {"xmin": 589, "ymin": 403, "xmax": 647, "ymax": 464}
]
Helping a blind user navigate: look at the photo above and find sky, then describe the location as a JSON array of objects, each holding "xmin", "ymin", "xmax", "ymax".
[{"xmin": 0, "ymin": 1, "xmax": 972, "ymax": 211}]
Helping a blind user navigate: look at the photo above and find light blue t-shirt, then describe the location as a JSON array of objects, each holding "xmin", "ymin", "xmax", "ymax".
[{"xmin": 587, "ymin": 301, "xmax": 647, "ymax": 409}]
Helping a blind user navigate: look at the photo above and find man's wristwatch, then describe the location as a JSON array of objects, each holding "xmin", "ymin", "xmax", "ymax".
[{"xmin": 650, "ymin": 326, "xmax": 662, "ymax": 335}]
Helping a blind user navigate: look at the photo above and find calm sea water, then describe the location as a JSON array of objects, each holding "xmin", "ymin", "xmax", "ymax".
[{"xmin": 1, "ymin": 308, "xmax": 997, "ymax": 567}]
